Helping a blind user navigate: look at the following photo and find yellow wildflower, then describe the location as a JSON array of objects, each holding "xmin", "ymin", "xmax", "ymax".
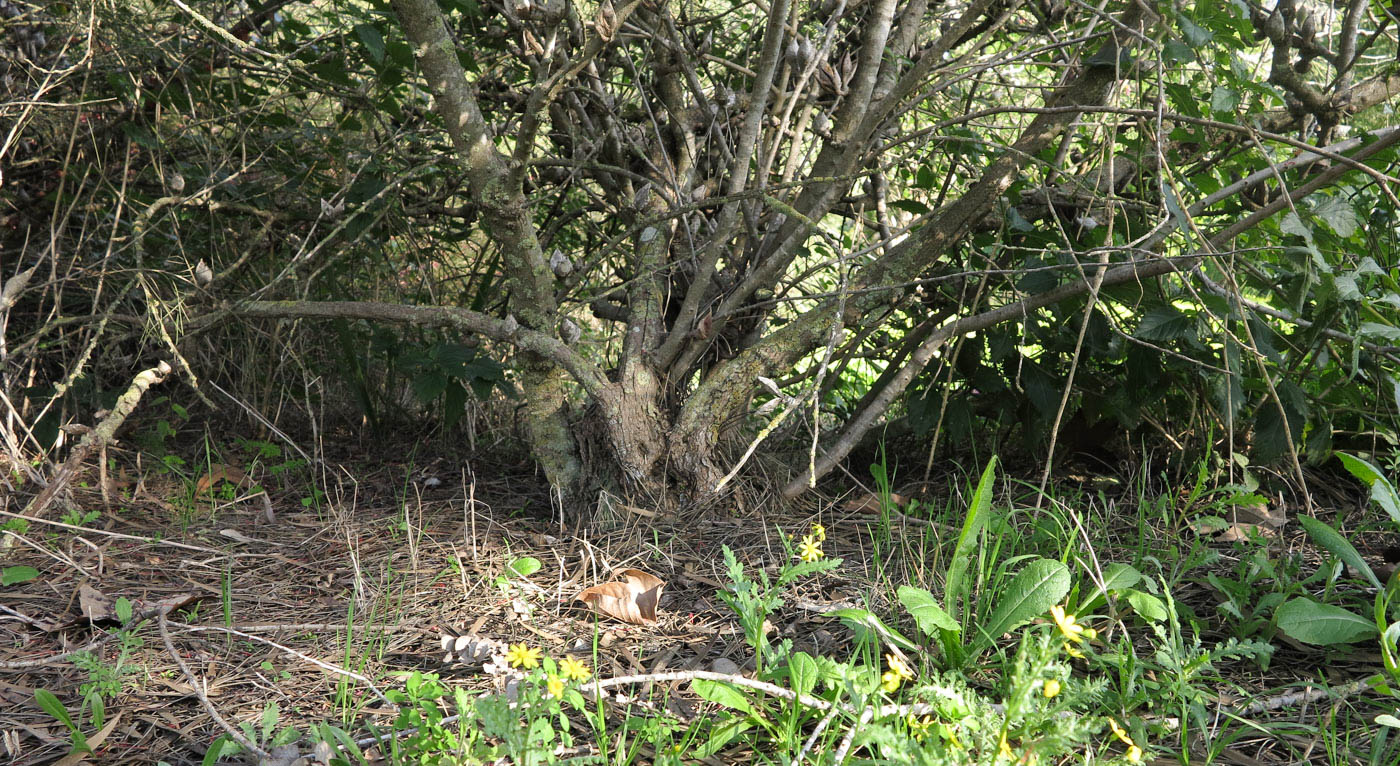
[
  {"xmin": 559, "ymin": 657, "xmax": 591, "ymax": 681},
  {"xmin": 1043, "ymin": 678, "xmax": 1061, "ymax": 698},
  {"xmin": 505, "ymin": 643, "xmax": 542, "ymax": 669},
  {"xmin": 999, "ymin": 732, "xmax": 1014, "ymax": 760},
  {"xmin": 886, "ymin": 652, "xmax": 915, "ymax": 681},
  {"xmin": 546, "ymin": 675, "xmax": 565, "ymax": 697},
  {"xmin": 811, "ymin": 523, "xmax": 827, "ymax": 542},
  {"xmin": 880, "ymin": 670, "xmax": 903, "ymax": 693},
  {"xmin": 906, "ymin": 713, "xmax": 934, "ymax": 741},
  {"xmin": 1106, "ymin": 717, "xmax": 1142, "ymax": 762},
  {"xmin": 1049, "ymin": 605, "xmax": 1087, "ymax": 642},
  {"xmin": 797, "ymin": 535, "xmax": 824, "ymax": 562}
]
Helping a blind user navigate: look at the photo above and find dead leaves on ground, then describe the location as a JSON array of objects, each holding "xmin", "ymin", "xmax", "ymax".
[{"xmin": 575, "ymin": 569, "xmax": 665, "ymax": 626}]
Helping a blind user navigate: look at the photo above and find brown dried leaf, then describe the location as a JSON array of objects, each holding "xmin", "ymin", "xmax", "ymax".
[
  {"xmin": 195, "ymin": 464, "xmax": 248, "ymax": 495},
  {"xmin": 576, "ymin": 568, "xmax": 665, "ymax": 625},
  {"xmin": 842, "ymin": 492, "xmax": 907, "ymax": 514}
]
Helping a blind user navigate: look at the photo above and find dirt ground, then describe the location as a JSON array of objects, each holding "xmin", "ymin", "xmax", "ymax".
[{"xmin": 0, "ymin": 442, "xmax": 1392, "ymax": 765}]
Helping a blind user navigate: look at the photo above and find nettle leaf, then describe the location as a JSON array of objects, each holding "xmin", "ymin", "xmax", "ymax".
[
  {"xmin": 1312, "ymin": 196, "xmax": 1359, "ymax": 238},
  {"xmin": 1334, "ymin": 273, "xmax": 1363, "ymax": 301},
  {"xmin": 974, "ymin": 558, "xmax": 1070, "ymax": 651},
  {"xmin": 1359, "ymin": 322, "xmax": 1400, "ymax": 342},
  {"xmin": 1210, "ymin": 85, "xmax": 1239, "ymax": 114},
  {"xmin": 354, "ymin": 23, "xmax": 386, "ymax": 64},
  {"xmin": 898, "ymin": 586, "xmax": 959, "ymax": 637},
  {"xmin": 1280, "ymin": 211, "xmax": 1312, "ymax": 239},
  {"xmin": 1136, "ymin": 306, "xmax": 1194, "ymax": 341},
  {"xmin": 1275, "ymin": 598, "xmax": 1377, "ymax": 645}
]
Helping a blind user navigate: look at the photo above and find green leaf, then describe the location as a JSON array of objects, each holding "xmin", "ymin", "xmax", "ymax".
[
  {"xmin": 203, "ymin": 736, "xmax": 240, "ymax": 766},
  {"xmin": 1135, "ymin": 306, "xmax": 1194, "ymax": 341},
  {"xmin": 898, "ymin": 585, "xmax": 959, "ymax": 637},
  {"xmin": 827, "ymin": 608, "xmax": 919, "ymax": 651},
  {"xmin": 1275, "ymin": 598, "xmax": 1377, "ymax": 645},
  {"xmin": 1209, "ymin": 86, "xmax": 1238, "ymax": 114},
  {"xmin": 1124, "ymin": 590, "xmax": 1168, "ymax": 622},
  {"xmin": 788, "ymin": 652, "xmax": 818, "ymax": 697},
  {"xmin": 891, "ymin": 199, "xmax": 930, "ymax": 215},
  {"xmin": 507, "ymin": 556, "xmax": 542, "ymax": 578},
  {"xmin": 2, "ymin": 565, "xmax": 39, "ymax": 586},
  {"xmin": 946, "ymin": 457, "xmax": 997, "ymax": 621},
  {"xmin": 1077, "ymin": 563, "xmax": 1142, "ymax": 612},
  {"xmin": 354, "ymin": 24, "xmax": 386, "ymax": 64},
  {"xmin": 973, "ymin": 558, "xmax": 1071, "ymax": 652},
  {"xmin": 1336, "ymin": 452, "xmax": 1400, "ymax": 524},
  {"xmin": 1312, "ymin": 196, "xmax": 1359, "ymax": 238},
  {"xmin": 35, "ymin": 689, "xmax": 76, "ymax": 730},
  {"xmin": 693, "ymin": 679, "xmax": 764, "ymax": 720},
  {"xmin": 1297, "ymin": 515, "xmax": 1380, "ymax": 589},
  {"xmin": 1359, "ymin": 322, "xmax": 1400, "ymax": 342}
]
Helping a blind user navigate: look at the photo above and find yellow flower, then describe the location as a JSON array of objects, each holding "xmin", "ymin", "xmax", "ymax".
[
  {"xmin": 1063, "ymin": 642, "xmax": 1085, "ymax": 659},
  {"xmin": 1126, "ymin": 744, "xmax": 1143, "ymax": 763},
  {"xmin": 797, "ymin": 535, "xmax": 824, "ymax": 562},
  {"xmin": 546, "ymin": 675, "xmax": 565, "ymax": 697},
  {"xmin": 1049, "ymin": 605, "xmax": 1087, "ymax": 643},
  {"xmin": 906, "ymin": 713, "xmax": 934, "ymax": 741},
  {"xmin": 880, "ymin": 670, "xmax": 903, "ymax": 693},
  {"xmin": 559, "ymin": 657, "xmax": 591, "ymax": 681},
  {"xmin": 1106, "ymin": 717, "xmax": 1131, "ymax": 745},
  {"xmin": 505, "ymin": 643, "xmax": 542, "ymax": 669},
  {"xmin": 1043, "ymin": 678, "xmax": 1061, "ymax": 698},
  {"xmin": 999, "ymin": 732, "xmax": 1014, "ymax": 759},
  {"xmin": 810, "ymin": 523, "xmax": 827, "ymax": 542},
  {"xmin": 886, "ymin": 652, "xmax": 915, "ymax": 681}
]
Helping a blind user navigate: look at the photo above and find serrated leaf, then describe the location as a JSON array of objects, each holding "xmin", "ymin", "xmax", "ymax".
[
  {"xmin": 354, "ymin": 24, "xmax": 386, "ymax": 64},
  {"xmin": 1359, "ymin": 322, "xmax": 1400, "ymax": 341},
  {"xmin": 1135, "ymin": 306, "xmax": 1194, "ymax": 341},
  {"xmin": 1297, "ymin": 515, "xmax": 1380, "ymax": 589},
  {"xmin": 974, "ymin": 559, "xmax": 1071, "ymax": 652},
  {"xmin": 898, "ymin": 586, "xmax": 959, "ymax": 636},
  {"xmin": 1312, "ymin": 196, "xmax": 1359, "ymax": 237},
  {"xmin": 1275, "ymin": 598, "xmax": 1377, "ymax": 645}
]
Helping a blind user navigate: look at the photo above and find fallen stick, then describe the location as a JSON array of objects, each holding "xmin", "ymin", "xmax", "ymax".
[{"xmin": 22, "ymin": 360, "xmax": 172, "ymax": 518}]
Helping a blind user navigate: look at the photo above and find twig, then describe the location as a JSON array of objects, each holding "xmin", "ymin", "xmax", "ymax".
[
  {"xmin": 158, "ymin": 610, "xmax": 271, "ymax": 761},
  {"xmin": 22, "ymin": 361, "xmax": 173, "ymax": 518}
]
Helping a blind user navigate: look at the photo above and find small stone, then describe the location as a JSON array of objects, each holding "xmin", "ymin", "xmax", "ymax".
[{"xmin": 711, "ymin": 657, "xmax": 740, "ymax": 675}]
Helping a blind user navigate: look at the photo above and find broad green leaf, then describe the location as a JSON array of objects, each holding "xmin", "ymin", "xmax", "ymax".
[
  {"xmin": 1359, "ymin": 322, "xmax": 1400, "ymax": 342},
  {"xmin": 1124, "ymin": 590, "xmax": 1168, "ymax": 622},
  {"xmin": 788, "ymin": 652, "xmax": 818, "ymax": 697},
  {"xmin": 1078, "ymin": 562, "xmax": 1143, "ymax": 612},
  {"xmin": 354, "ymin": 24, "xmax": 386, "ymax": 64},
  {"xmin": 898, "ymin": 585, "xmax": 959, "ymax": 637},
  {"xmin": 693, "ymin": 679, "xmax": 764, "ymax": 719},
  {"xmin": 693, "ymin": 718, "xmax": 753, "ymax": 758},
  {"xmin": 1135, "ymin": 307, "xmax": 1194, "ymax": 341},
  {"xmin": 507, "ymin": 557, "xmax": 542, "ymax": 577},
  {"xmin": 1298, "ymin": 515, "xmax": 1380, "ymax": 589},
  {"xmin": 203, "ymin": 736, "xmax": 240, "ymax": 766},
  {"xmin": 1209, "ymin": 85, "xmax": 1238, "ymax": 114},
  {"xmin": 1336, "ymin": 452, "xmax": 1400, "ymax": 524},
  {"xmin": 946, "ymin": 457, "xmax": 997, "ymax": 621},
  {"xmin": 974, "ymin": 559, "xmax": 1071, "ymax": 652},
  {"xmin": 1275, "ymin": 598, "xmax": 1377, "ymax": 645},
  {"xmin": 35, "ymin": 689, "xmax": 75, "ymax": 729},
  {"xmin": 2, "ymin": 565, "xmax": 38, "ymax": 586},
  {"xmin": 1378, "ymin": 714, "xmax": 1400, "ymax": 728},
  {"xmin": 1313, "ymin": 196, "xmax": 1359, "ymax": 237}
]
